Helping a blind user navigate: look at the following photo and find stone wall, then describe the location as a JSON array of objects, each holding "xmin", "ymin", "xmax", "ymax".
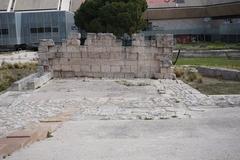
[{"xmin": 38, "ymin": 33, "xmax": 175, "ymax": 79}]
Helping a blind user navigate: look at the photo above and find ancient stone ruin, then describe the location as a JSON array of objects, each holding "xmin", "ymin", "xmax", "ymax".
[{"xmin": 38, "ymin": 33, "xmax": 175, "ymax": 79}]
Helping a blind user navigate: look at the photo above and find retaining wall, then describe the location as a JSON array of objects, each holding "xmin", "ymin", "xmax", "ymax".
[
  {"xmin": 38, "ymin": 33, "xmax": 175, "ymax": 79},
  {"xmin": 175, "ymin": 50, "xmax": 240, "ymax": 58},
  {"xmin": 197, "ymin": 66, "xmax": 240, "ymax": 81}
]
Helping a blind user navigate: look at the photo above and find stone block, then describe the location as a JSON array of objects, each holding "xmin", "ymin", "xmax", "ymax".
[
  {"xmin": 52, "ymin": 59, "xmax": 60, "ymax": 65},
  {"xmin": 111, "ymin": 47, "xmax": 122, "ymax": 53},
  {"xmin": 140, "ymin": 66, "xmax": 151, "ymax": 73},
  {"xmin": 59, "ymin": 42, "xmax": 67, "ymax": 53},
  {"xmin": 108, "ymin": 60, "xmax": 124, "ymax": 66},
  {"xmin": 154, "ymin": 53, "xmax": 162, "ymax": 60},
  {"xmin": 53, "ymin": 71, "xmax": 61, "ymax": 78},
  {"xmin": 79, "ymin": 46, "xmax": 88, "ymax": 52},
  {"xmin": 67, "ymin": 38, "xmax": 80, "ymax": 46},
  {"xmin": 62, "ymin": 52, "xmax": 71, "ymax": 58},
  {"xmin": 125, "ymin": 61, "xmax": 137, "ymax": 66},
  {"xmin": 93, "ymin": 72, "xmax": 104, "ymax": 78},
  {"xmin": 70, "ymin": 58, "xmax": 81, "ymax": 65},
  {"xmin": 71, "ymin": 52, "xmax": 81, "ymax": 58},
  {"xmin": 38, "ymin": 46, "xmax": 48, "ymax": 53},
  {"xmin": 67, "ymin": 45, "xmax": 80, "ymax": 53},
  {"xmin": 80, "ymin": 65, "xmax": 91, "ymax": 72},
  {"xmin": 38, "ymin": 53, "xmax": 47, "ymax": 60},
  {"xmin": 124, "ymin": 73, "xmax": 136, "ymax": 79},
  {"xmin": 84, "ymin": 72, "xmax": 94, "ymax": 78},
  {"xmin": 160, "ymin": 68, "xmax": 172, "ymax": 74},
  {"xmin": 72, "ymin": 65, "xmax": 81, "ymax": 72},
  {"xmin": 127, "ymin": 53, "xmax": 138, "ymax": 60},
  {"xmin": 156, "ymin": 34, "xmax": 173, "ymax": 48},
  {"xmin": 153, "ymin": 73, "xmax": 164, "ymax": 79},
  {"xmin": 102, "ymin": 73, "xmax": 114, "ymax": 78},
  {"xmin": 101, "ymin": 65, "xmax": 111, "ymax": 73},
  {"xmin": 55, "ymin": 52, "xmax": 63, "ymax": 58},
  {"xmin": 39, "ymin": 39, "xmax": 55, "ymax": 47},
  {"xmin": 48, "ymin": 46, "xmax": 58, "ymax": 53},
  {"xmin": 91, "ymin": 65, "xmax": 101, "ymax": 72},
  {"xmin": 59, "ymin": 58, "xmax": 69, "ymax": 65},
  {"xmin": 88, "ymin": 52, "xmax": 100, "ymax": 58},
  {"xmin": 121, "ymin": 65, "xmax": 131, "ymax": 73},
  {"xmin": 161, "ymin": 59, "xmax": 172, "ymax": 68},
  {"xmin": 81, "ymin": 52, "xmax": 88, "ymax": 58},
  {"xmin": 110, "ymin": 52, "xmax": 123, "ymax": 60},
  {"xmin": 150, "ymin": 40, "xmax": 157, "ymax": 47},
  {"xmin": 113, "ymin": 73, "xmax": 125, "ymax": 79},
  {"xmin": 110, "ymin": 66, "xmax": 121, "ymax": 73},
  {"xmin": 68, "ymin": 32, "xmax": 81, "ymax": 39},
  {"xmin": 130, "ymin": 66, "xmax": 138, "ymax": 73},
  {"xmin": 100, "ymin": 52, "xmax": 110, "ymax": 59},
  {"xmin": 163, "ymin": 47, "xmax": 173, "ymax": 54},
  {"xmin": 53, "ymin": 65, "xmax": 61, "ymax": 70},
  {"xmin": 62, "ymin": 71, "xmax": 75, "ymax": 78},
  {"xmin": 61, "ymin": 65, "xmax": 71, "ymax": 71}
]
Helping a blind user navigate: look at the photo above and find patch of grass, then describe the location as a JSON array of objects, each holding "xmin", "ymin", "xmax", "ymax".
[
  {"xmin": 175, "ymin": 42, "xmax": 240, "ymax": 50},
  {"xmin": 176, "ymin": 57, "xmax": 240, "ymax": 70},
  {"xmin": 0, "ymin": 62, "xmax": 37, "ymax": 92},
  {"xmin": 188, "ymin": 77, "xmax": 240, "ymax": 95}
]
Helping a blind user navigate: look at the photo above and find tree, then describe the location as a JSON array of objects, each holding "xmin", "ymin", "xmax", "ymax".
[{"xmin": 74, "ymin": 0, "xmax": 147, "ymax": 37}]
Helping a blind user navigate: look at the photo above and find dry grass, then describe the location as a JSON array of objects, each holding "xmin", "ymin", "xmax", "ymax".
[
  {"xmin": 174, "ymin": 66, "xmax": 203, "ymax": 83},
  {"xmin": 0, "ymin": 62, "xmax": 37, "ymax": 92}
]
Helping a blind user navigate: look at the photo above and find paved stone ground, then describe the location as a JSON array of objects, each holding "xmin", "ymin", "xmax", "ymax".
[{"xmin": 0, "ymin": 78, "xmax": 240, "ymax": 160}]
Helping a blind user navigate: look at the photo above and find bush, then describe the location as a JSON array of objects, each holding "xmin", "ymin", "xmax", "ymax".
[
  {"xmin": 74, "ymin": 0, "xmax": 147, "ymax": 37},
  {"xmin": 174, "ymin": 67, "xmax": 184, "ymax": 78},
  {"xmin": 174, "ymin": 66, "xmax": 203, "ymax": 83}
]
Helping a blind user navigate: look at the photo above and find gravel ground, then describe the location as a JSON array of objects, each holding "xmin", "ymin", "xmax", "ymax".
[
  {"xmin": 0, "ymin": 51, "xmax": 38, "ymax": 65},
  {"xmin": 0, "ymin": 78, "xmax": 239, "ymax": 138}
]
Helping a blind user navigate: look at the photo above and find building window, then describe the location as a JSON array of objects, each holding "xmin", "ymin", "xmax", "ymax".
[
  {"xmin": 45, "ymin": 27, "xmax": 51, "ymax": 33},
  {"xmin": 0, "ymin": 29, "xmax": 8, "ymax": 35},
  {"xmin": 176, "ymin": 0, "xmax": 185, "ymax": 3},
  {"xmin": 0, "ymin": 29, "xmax": 9, "ymax": 35},
  {"xmin": 30, "ymin": 28, "xmax": 38, "ymax": 33},
  {"xmin": 52, "ymin": 28, "xmax": 58, "ymax": 33},
  {"xmin": 38, "ymin": 27, "xmax": 44, "ymax": 33},
  {"xmin": 30, "ymin": 27, "xmax": 59, "ymax": 33}
]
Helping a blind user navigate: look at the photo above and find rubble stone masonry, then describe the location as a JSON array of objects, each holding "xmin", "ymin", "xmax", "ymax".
[{"xmin": 38, "ymin": 33, "xmax": 175, "ymax": 79}]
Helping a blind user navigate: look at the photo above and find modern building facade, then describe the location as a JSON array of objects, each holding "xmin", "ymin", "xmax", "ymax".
[
  {"xmin": 144, "ymin": 0, "xmax": 240, "ymax": 43},
  {"xmin": 1, "ymin": 0, "xmax": 240, "ymax": 48},
  {"xmin": 0, "ymin": 0, "xmax": 84, "ymax": 50}
]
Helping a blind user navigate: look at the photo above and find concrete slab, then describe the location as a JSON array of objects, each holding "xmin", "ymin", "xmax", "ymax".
[{"xmin": 5, "ymin": 114, "xmax": 240, "ymax": 160}]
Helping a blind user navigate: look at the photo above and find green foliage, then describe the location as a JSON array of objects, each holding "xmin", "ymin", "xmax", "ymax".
[{"xmin": 74, "ymin": 0, "xmax": 147, "ymax": 37}]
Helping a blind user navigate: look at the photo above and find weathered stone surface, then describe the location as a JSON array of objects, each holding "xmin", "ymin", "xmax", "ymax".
[{"xmin": 38, "ymin": 33, "xmax": 175, "ymax": 79}]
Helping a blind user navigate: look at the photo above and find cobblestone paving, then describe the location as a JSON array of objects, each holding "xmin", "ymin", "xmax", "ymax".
[{"xmin": 0, "ymin": 78, "xmax": 239, "ymax": 138}]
